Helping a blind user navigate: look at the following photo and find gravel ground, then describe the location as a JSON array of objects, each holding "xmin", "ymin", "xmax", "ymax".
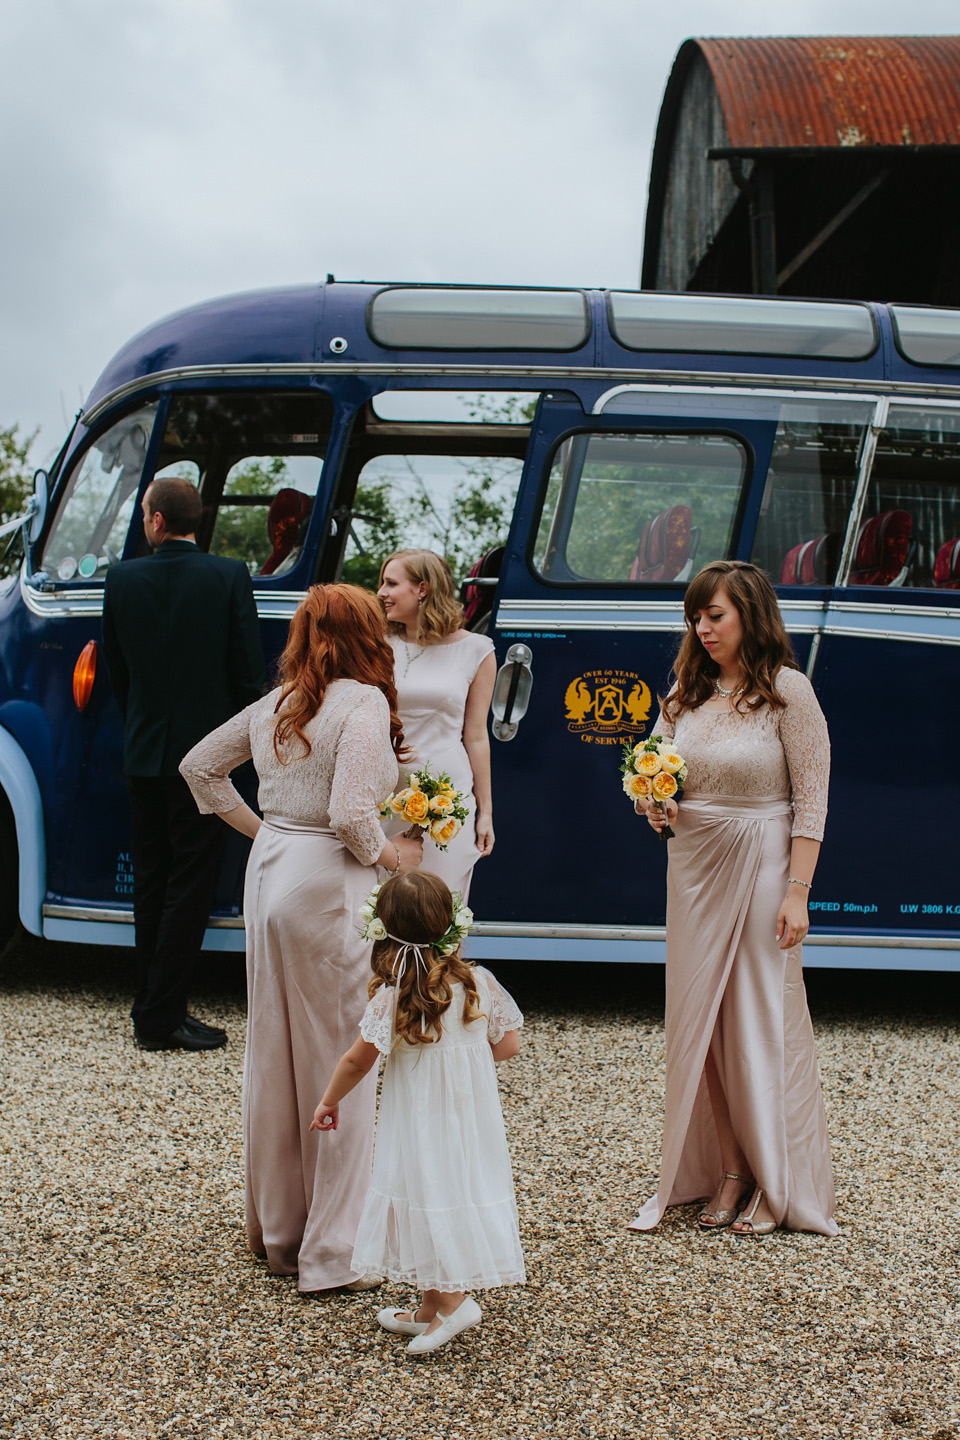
[{"xmin": 1, "ymin": 933, "xmax": 959, "ymax": 1440}]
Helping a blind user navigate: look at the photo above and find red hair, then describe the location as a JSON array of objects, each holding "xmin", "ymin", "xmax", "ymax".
[{"xmin": 273, "ymin": 584, "xmax": 409, "ymax": 762}]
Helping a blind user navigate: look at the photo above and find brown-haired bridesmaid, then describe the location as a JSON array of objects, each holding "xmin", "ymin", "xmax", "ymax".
[{"xmin": 628, "ymin": 560, "xmax": 837, "ymax": 1239}]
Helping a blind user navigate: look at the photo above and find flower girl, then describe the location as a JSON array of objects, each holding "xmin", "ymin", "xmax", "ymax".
[{"xmin": 310, "ymin": 870, "xmax": 525, "ymax": 1355}]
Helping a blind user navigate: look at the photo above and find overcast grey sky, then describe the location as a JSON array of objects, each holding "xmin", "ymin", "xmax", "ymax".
[{"xmin": 2, "ymin": 0, "xmax": 958, "ymax": 462}]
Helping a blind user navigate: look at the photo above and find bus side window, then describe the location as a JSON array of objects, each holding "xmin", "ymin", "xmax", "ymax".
[
  {"xmin": 330, "ymin": 391, "xmax": 534, "ymax": 598},
  {"xmin": 155, "ymin": 392, "xmax": 333, "ymax": 577},
  {"xmin": 41, "ymin": 404, "xmax": 160, "ymax": 582},
  {"xmin": 749, "ymin": 400, "xmax": 873, "ymax": 587},
  {"xmin": 851, "ymin": 407, "xmax": 960, "ymax": 589},
  {"xmin": 533, "ymin": 430, "xmax": 744, "ymax": 583}
]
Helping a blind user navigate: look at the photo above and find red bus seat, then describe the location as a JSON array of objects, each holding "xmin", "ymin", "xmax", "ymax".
[
  {"xmin": 934, "ymin": 539, "xmax": 960, "ymax": 588},
  {"xmin": 629, "ymin": 505, "xmax": 698, "ymax": 582},
  {"xmin": 780, "ymin": 532, "xmax": 840, "ymax": 586},
  {"xmin": 463, "ymin": 545, "xmax": 504, "ymax": 630},
  {"xmin": 259, "ymin": 488, "xmax": 311, "ymax": 575},
  {"xmin": 848, "ymin": 509, "xmax": 913, "ymax": 586}
]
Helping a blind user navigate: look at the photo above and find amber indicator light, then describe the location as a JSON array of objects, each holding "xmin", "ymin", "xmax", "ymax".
[{"xmin": 73, "ymin": 640, "xmax": 97, "ymax": 711}]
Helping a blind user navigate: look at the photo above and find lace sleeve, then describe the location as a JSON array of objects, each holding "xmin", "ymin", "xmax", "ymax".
[
  {"xmin": 359, "ymin": 985, "xmax": 396, "ymax": 1055},
  {"xmin": 328, "ymin": 690, "xmax": 394, "ymax": 866},
  {"xmin": 476, "ymin": 967, "xmax": 524, "ymax": 1043},
  {"xmin": 778, "ymin": 670, "xmax": 830, "ymax": 840},
  {"xmin": 179, "ymin": 706, "xmax": 255, "ymax": 815},
  {"xmin": 653, "ymin": 708, "xmax": 675, "ymax": 741}
]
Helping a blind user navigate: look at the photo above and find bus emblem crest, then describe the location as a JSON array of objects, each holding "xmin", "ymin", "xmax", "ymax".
[{"xmin": 564, "ymin": 671, "xmax": 652, "ymax": 745}]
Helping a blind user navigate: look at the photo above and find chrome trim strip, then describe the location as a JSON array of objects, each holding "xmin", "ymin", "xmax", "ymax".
[
  {"xmin": 81, "ymin": 363, "xmax": 960, "ymax": 429},
  {"xmin": 19, "ymin": 571, "xmax": 307, "ymax": 622},
  {"xmin": 820, "ymin": 625, "xmax": 960, "ymax": 646},
  {"xmin": 470, "ymin": 920, "xmax": 960, "ymax": 948},
  {"xmin": 42, "ymin": 903, "xmax": 244, "ymax": 928},
  {"xmin": 594, "ymin": 382, "xmax": 888, "ymax": 412}
]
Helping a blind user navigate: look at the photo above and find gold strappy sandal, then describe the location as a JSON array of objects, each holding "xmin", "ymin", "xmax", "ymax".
[
  {"xmin": 698, "ymin": 1172, "xmax": 752, "ymax": 1231},
  {"xmin": 732, "ymin": 1188, "xmax": 778, "ymax": 1237}
]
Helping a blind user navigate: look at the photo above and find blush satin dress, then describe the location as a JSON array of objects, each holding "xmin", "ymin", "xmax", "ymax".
[
  {"xmin": 385, "ymin": 631, "xmax": 494, "ymax": 902},
  {"xmin": 629, "ymin": 667, "xmax": 838, "ymax": 1236}
]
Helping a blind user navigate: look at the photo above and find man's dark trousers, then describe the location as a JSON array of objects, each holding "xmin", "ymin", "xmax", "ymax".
[
  {"xmin": 127, "ymin": 775, "xmax": 227, "ymax": 1038},
  {"xmin": 103, "ymin": 537, "xmax": 265, "ymax": 1041}
]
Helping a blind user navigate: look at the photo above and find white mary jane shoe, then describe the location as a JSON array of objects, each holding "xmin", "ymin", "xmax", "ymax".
[
  {"xmin": 377, "ymin": 1307, "xmax": 429, "ymax": 1336},
  {"xmin": 406, "ymin": 1296, "xmax": 482, "ymax": 1356}
]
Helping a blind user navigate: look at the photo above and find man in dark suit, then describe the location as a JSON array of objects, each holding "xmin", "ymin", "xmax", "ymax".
[{"xmin": 103, "ymin": 477, "xmax": 266, "ymax": 1051}]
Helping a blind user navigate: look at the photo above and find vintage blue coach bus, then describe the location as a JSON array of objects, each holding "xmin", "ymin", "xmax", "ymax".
[{"xmin": 2, "ymin": 282, "xmax": 959, "ymax": 970}]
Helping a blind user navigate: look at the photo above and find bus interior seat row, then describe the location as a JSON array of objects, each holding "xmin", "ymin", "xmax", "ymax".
[
  {"xmin": 779, "ymin": 509, "xmax": 926, "ymax": 587},
  {"xmin": 630, "ymin": 504, "xmax": 700, "ymax": 583}
]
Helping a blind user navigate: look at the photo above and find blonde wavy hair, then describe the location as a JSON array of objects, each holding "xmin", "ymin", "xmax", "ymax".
[
  {"xmin": 367, "ymin": 872, "xmax": 482, "ymax": 1047},
  {"xmin": 379, "ymin": 549, "xmax": 463, "ymax": 644}
]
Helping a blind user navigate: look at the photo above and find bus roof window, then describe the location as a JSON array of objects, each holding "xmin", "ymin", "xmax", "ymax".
[
  {"xmin": 370, "ymin": 390, "xmax": 538, "ymax": 424},
  {"xmin": 891, "ymin": 307, "xmax": 960, "ymax": 367},
  {"xmin": 608, "ymin": 292, "xmax": 877, "ymax": 360},
  {"xmin": 368, "ymin": 287, "xmax": 590, "ymax": 351}
]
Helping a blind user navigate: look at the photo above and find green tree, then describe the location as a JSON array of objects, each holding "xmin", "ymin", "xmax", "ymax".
[{"xmin": 0, "ymin": 423, "xmax": 37, "ymax": 524}]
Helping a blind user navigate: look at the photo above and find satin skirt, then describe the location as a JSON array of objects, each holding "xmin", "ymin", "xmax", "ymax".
[
  {"xmin": 630, "ymin": 795, "xmax": 838, "ymax": 1236},
  {"xmin": 242, "ymin": 816, "xmax": 378, "ymax": 1290}
]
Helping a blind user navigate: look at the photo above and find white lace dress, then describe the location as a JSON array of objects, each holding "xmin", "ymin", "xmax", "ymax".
[
  {"xmin": 630, "ymin": 666, "xmax": 838, "ymax": 1236},
  {"xmin": 350, "ymin": 966, "xmax": 526, "ymax": 1292},
  {"xmin": 386, "ymin": 631, "xmax": 495, "ymax": 901}
]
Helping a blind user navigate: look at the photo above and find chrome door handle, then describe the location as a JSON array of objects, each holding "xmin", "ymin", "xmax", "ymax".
[{"xmin": 491, "ymin": 644, "xmax": 533, "ymax": 741}]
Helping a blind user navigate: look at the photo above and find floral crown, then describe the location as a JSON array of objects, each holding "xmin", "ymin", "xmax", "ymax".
[{"xmin": 358, "ymin": 884, "xmax": 473, "ymax": 958}]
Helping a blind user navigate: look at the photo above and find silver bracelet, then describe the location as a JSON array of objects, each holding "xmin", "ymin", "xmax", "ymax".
[
  {"xmin": 387, "ymin": 846, "xmax": 401, "ymax": 875},
  {"xmin": 787, "ymin": 877, "xmax": 811, "ymax": 888}
]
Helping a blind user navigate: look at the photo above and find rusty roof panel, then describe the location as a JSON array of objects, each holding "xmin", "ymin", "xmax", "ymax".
[{"xmin": 698, "ymin": 36, "xmax": 960, "ymax": 149}]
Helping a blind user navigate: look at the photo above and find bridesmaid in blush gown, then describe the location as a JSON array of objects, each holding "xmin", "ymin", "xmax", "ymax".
[
  {"xmin": 377, "ymin": 550, "xmax": 496, "ymax": 902},
  {"xmin": 180, "ymin": 585, "xmax": 423, "ymax": 1292},
  {"xmin": 627, "ymin": 561, "xmax": 837, "ymax": 1239}
]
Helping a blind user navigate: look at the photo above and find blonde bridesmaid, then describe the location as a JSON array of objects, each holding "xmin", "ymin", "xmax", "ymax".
[{"xmin": 628, "ymin": 560, "xmax": 837, "ymax": 1239}]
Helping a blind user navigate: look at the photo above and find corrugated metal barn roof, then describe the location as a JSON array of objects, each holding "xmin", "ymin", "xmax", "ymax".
[{"xmin": 698, "ymin": 35, "xmax": 960, "ymax": 150}]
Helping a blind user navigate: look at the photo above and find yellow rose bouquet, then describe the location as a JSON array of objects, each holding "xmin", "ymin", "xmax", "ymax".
[
  {"xmin": 621, "ymin": 734, "xmax": 688, "ymax": 840},
  {"xmin": 379, "ymin": 765, "xmax": 469, "ymax": 850}
]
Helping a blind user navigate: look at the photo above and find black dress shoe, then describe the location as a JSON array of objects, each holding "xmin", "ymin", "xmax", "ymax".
[
  {"xmin": 185, "ymin": 1013, "xmax": 228, "ymax": 1038},
  {"xmin": 135, "ymin": 1017, "xmax": 227, "ymax": 1051}
]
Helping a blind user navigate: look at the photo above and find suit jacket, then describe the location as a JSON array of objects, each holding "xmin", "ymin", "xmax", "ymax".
[{"xmin": 102, "ymin": 539, "xmax": 267, "ymax": 777}]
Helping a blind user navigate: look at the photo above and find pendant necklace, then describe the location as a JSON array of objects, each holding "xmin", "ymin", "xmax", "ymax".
[{"xmin": 400, "ymin": 636, "xmax": 426, "ymax": 678}]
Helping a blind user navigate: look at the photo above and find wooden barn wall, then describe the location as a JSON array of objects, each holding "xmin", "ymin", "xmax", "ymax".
[{"xmin": 655, "ymin": 51, "xmax": 744, "ymax": 291}]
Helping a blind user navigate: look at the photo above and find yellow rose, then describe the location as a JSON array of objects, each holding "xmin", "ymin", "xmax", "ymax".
[
  {"xmin": 430, "ymin": 792, "xmax": 455, "ymax": 816},
  {"xmin": 651, "ymin": 771, "xmax": 678, "ymax": 801},
  {"xmin": 623, "ymin": 772, "xmax": 652, "ymax": 799},
  {"xmin": 403, "ymin": 790, "xmax": 431, "ymax": 823},
  {"xmin": 635, "ymin": 751, "xmax": 663, "ymax": 777},
  {"xmin": 657, "ymin": 749, "xmax": 685, "ymax": 775},
  {"xmin": 389, "ymin": 789, "xmax": 411, "ymax": 815},
  {"xmin": 429, "ymin": 816, "xmax": 461, "ymax": 847}
]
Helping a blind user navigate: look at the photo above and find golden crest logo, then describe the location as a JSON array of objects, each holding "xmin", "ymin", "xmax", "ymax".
[{"xmin": 564, "ymin": 670, "xmax": 652, "ymax": 745}]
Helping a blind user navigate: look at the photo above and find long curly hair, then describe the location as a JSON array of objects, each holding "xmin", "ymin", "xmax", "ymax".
[
  {"xmin": 379, "ymin": 549, "xmax": 464, "ymax": 643},
  {"xmin": 368, "ymin": 872, "xmax": 482, "ymax": 1047},
  {"xmin": 663, "ymin": 560, "xmax": 797, "ymax": 721},
  {"xmin": 272, "ymin": 583, "xmax": 409, "ymax": 762}
]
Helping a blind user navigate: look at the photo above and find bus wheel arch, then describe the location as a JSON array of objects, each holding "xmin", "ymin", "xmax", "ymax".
[{"xmin": 0, "ymin": 727, "xmax": 46, "ymax": 941}]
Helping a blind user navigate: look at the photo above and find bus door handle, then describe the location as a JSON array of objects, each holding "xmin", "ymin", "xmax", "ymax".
[{"xmin": 491, "ymin": 644, "xmax": 533, "ymax": 742}]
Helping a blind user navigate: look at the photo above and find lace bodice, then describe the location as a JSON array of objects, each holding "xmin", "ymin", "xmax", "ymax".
[
  {"xmin": 657, "ymin": 668, "xmax": 829, "ymax": 840},
  {"xmin": 179, "ymin": 680, "xmax": 400, "ymax": 865},
  {"xmin": 360, "ymin": 965, "xmax": 524, "ymax": 1055}
]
